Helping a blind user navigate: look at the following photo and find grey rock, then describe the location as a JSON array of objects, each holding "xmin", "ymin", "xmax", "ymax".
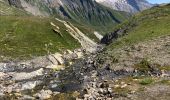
[
  {"xmin": 21, "ymin": 81, "xmax": 43, "ymax": 90},
  {"xmin": 10, "ymin": 68, "xmax": 44, "ymax": 81}
]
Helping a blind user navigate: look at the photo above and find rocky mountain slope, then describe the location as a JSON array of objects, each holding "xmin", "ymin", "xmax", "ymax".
[
  {"xmin": 3, "ymin": 0, "xmax": 129, "ymax": 27},
  {"xmin": 96, "ymin": 0, "xmax": 153, "ymax": 13}
]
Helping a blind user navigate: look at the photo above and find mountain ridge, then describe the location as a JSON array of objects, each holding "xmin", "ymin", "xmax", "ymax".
[
  {"xmin": 95, "ymin": 0, "xmax": 153, "ymax": 13},
  {"xmin": 4, "ymin": 0, "xmax": 129, "ymax": 27}
]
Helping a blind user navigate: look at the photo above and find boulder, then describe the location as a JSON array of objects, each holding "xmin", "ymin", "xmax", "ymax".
[
  {"xmin": 53, "ymin": 53, "xmax": 64, "ymax": 65},
  {"xmin": 11, "ymin": 68, "xmax": 44, "ymax": 81},
  {"xmin": 21, "ymin": 81, "xmax": 43, "ymax": 90},
  {"xmin": 47, "ymin": 55, "xmax": 59, "ymax": 65}
]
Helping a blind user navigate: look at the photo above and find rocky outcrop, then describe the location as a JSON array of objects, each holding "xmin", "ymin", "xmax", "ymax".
[
  {"xmin": 8, "ymin": 0, "xmax": 22, "ymax": 8},
  {"xmin": 55, "ymin": 18, "xmax": 99, "ymax": 53}
]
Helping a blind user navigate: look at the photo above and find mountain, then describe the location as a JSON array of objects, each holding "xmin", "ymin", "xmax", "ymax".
[
  {"xmin": 4, "ymin": 0, "xmax": 130, "ymax": 28},
  {"xmin": 95, "ymin": 0, "xmax": 153, "ymax": 13},
  {"xmin": 0, "ymin": 0, "xmax": 130, "ymax": 60}
]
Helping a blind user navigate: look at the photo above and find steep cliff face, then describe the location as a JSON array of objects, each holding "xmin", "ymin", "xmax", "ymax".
[{"xmin": 96, "ymin": 0, "xmax": 153, "ymax": 13}]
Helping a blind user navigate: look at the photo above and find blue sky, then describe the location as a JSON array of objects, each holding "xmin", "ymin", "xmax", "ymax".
[{"xmin": 148, "ymin": 0, "xmax": 170, "ymax": 4}]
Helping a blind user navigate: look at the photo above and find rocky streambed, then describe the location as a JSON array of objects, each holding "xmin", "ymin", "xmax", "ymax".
[
  {"xmin": 0, "ymin": 48, "xmax": 87, "ymax": 99},
  {"xmin": 0, "ymin": 36, "xmax": 170, "ymax": 100}
]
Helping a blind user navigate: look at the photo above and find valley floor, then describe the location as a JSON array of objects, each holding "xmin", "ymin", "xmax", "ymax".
[
  {"xmin": 76, "ymin": 35, "xmax": 170, "ymax": 100},
  {"xmin": 0, "ymin": 35, "xmax": 169, "ymax": 100}
]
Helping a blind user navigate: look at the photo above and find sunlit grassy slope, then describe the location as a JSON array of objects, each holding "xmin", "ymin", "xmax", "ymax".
[
  {"xmin": 108, "ymin": 4, "xmax": 170, "ymax": 49},
  {"xmin": 0, "ymin": 0, "xmax": 129, "ymax": 61},
  {"xmin": 0, "ymin": 16, "xmax": 83, "ymax": 61}
]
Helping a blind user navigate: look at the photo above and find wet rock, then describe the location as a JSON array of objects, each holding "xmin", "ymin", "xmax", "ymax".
[
  {"xmin": 50, "ymin": 84, "xmax": 58, "ymax": 89},
  {"xmin": 0, "ymin": 63, "xmax": 16, "ymax": 72},
  {"xmin": 48, "ymin": 80, "xmax": 61, "ymax": 90},
  {"xmin": 21, "ymin": 81, "xmax": 43, "ymax": 90}
]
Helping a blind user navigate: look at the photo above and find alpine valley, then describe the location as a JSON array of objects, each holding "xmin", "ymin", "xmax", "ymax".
[{"xmin": 0, "ymin": 0, "xmax": 170, "ymax": 100}]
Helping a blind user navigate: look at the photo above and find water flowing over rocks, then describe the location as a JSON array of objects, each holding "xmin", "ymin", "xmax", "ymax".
[
  {"xmin": 0, "ymin": 48, "xmax": 88, "ymax": 99},
  {"xmin": 0, "ymin": 36, "xmax": 169, "ymax": 99}
]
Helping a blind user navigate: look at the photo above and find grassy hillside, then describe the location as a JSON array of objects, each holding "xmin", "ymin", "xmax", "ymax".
[
  {"xmin": 0, "ymin": 0, "xmax": 103, "ymax": 61},
  {"xmin": 0, "ymin": 0, "xmax": 129, "ymax": 61},
  {"xmin": 106, "ymin": 4, "xmax": 170, "ymax": 49},
  {"xmin": 3, "ymin": 0, "xmax": 130, "ymax": 34},
  {"xmin": 62, "ymin": 1, "xmax": 130, "ymax": 34},
  {"xmin": 0, "ymin": 16, "xmax": 83, "ymax": 61}
]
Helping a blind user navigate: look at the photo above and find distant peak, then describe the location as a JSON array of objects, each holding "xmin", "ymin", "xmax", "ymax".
[{"xmin": 95, "ymin": 0, "xmax": 153, "ymax": 13}]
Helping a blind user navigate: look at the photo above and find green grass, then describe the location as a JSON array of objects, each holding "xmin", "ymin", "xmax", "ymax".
[
  {"xmin": 158, "ymin": 66, "xmax": 170, "ymax": 71},
  {"xmin": 0, "ymin": 16, "xmax": 81, "ymax": 61},
  {"xmin": 107, "ymin": 4, "xmax": 170, "ymax": 49},
  {"xmin": 134, "ymin": 59, "xmax": 152, "ymax": 74},
  {"xmin": 160, "ymin": 80, "xmax": 170, "ymax": 85},
  {"xmin": 63, "ymin": 2, "xmax": 130, "ymax": 35},
  {"xmin": 1, "ymin": 0, "xmax": 107, "ymax": 61},
  {"xmin": 139, "ymin": 77, "xmax": 154, "ymax": 85}
]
